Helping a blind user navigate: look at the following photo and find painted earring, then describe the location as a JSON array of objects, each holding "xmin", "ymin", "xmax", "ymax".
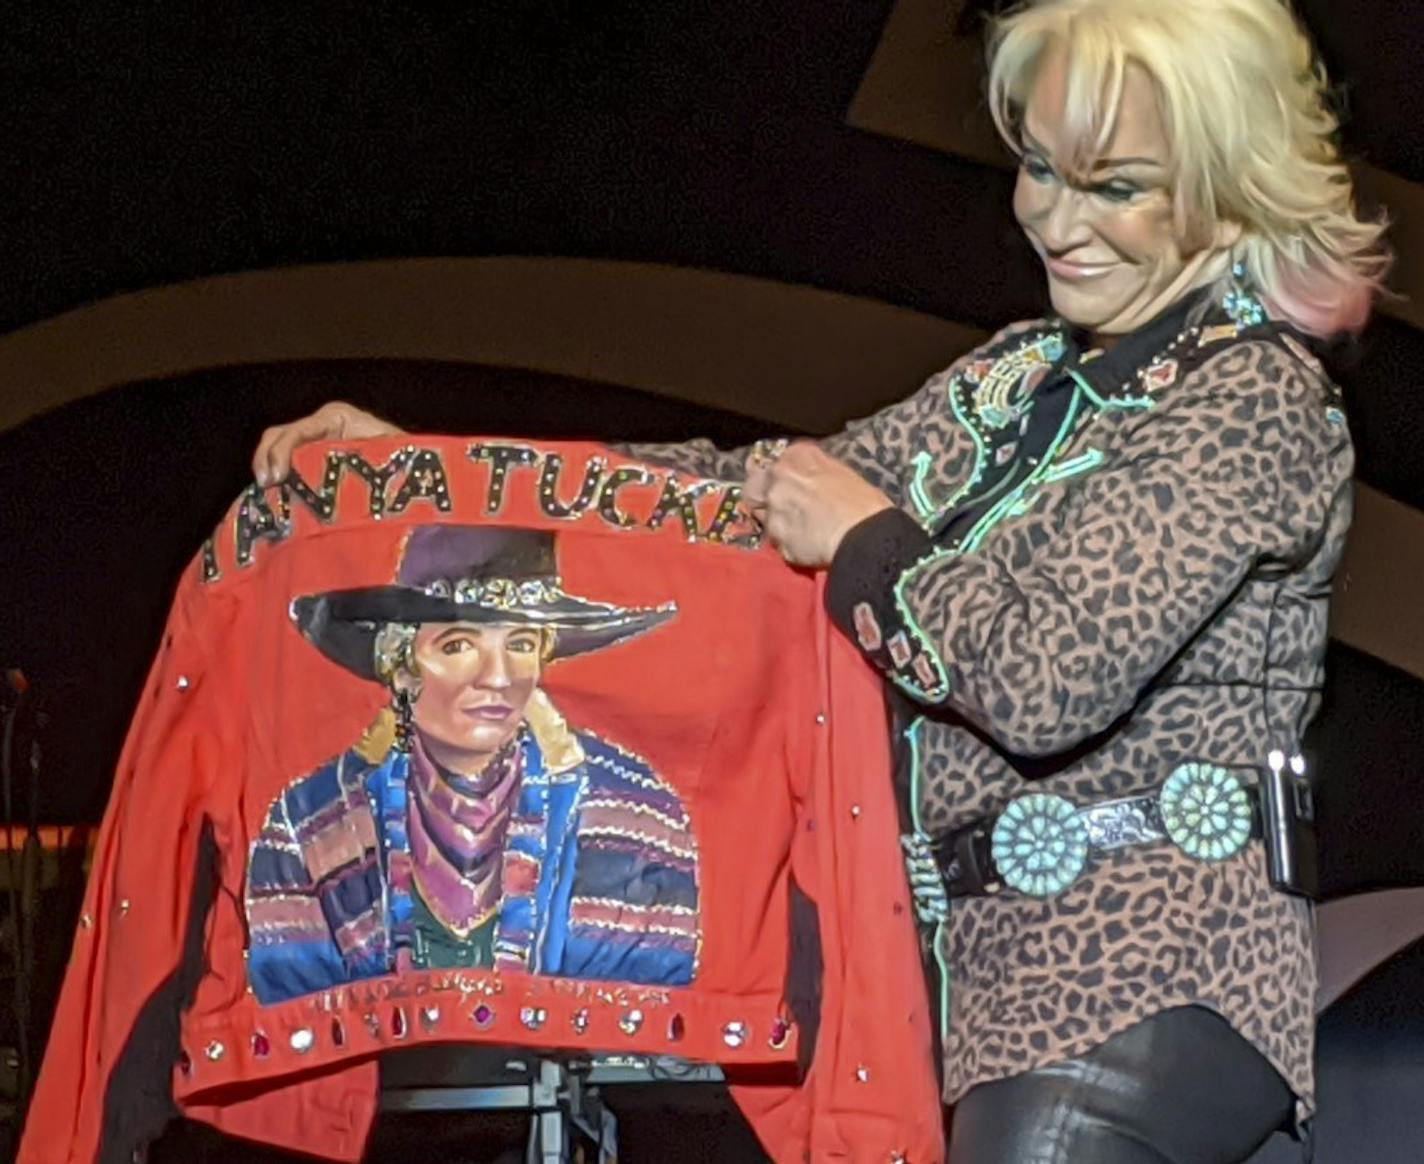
[
  {"xmin": 1223, "ymin": 260, "xmax": 1267, "ymax": 329},
  {"xmin": 394, "ymin": 687, "xmax": 415, "ymax": 753}
]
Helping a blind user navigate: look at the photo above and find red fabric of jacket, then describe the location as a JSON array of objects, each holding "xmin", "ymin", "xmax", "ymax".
[{"xmin": 21, "ymin": 438, "xmax": 941, "ymax": 1164}]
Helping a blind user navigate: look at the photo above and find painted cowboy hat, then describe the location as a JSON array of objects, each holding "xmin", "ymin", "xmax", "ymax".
[{"xmin": 291, "ymin": 525, "xmax": 676, "ymax": 681}]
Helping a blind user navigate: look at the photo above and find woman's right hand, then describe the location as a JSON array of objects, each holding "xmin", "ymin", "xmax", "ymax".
[{"xmin": 252, "ymin": 401, "xmax": 405, "ymax": 486}]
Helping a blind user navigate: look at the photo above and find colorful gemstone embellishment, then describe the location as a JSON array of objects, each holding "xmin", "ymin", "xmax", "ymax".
[
  {"xmin": 853, "ymin": 601, "xmax": 883, "ymax": 651},
  {"xmin": 251, "ymin": 1032, "xmax": 271, "ymax": 1058},
  {"xmin": 990, "ymin": 792, "xmax": 1089, "ymax": 898},
  {"xmin": 520, "ymin": 1006, "xmax": 548, "ymax": 1031},
  {"xmin": 972, "ymin": 334, "xmax": 1064, "ymax": 431},
  {"xmin": 911, "ymin": 654, "xmax": 939, "ymax": 690},
  {"xmin": 289, "ymin": 1028, "xmax": 314, "ymax": 1054},
  {"xmin": 1141, "ymin": 358, "xmax": 1178, "ymax": 392},
  {"xmin": 472, "ymin": 1003, "xmax": 495, "ymax": 1029},
  {"xmin": 1223, "ymin": 283, "xmax": 1267, "ymax": 329},
  {"xmin": 768, "ymin": 1017, "xmax": 791, "ymax": 1050},
  {"xmin": 1159, "ymin": 763, "xmax": 1253, "ymax": 861},
  {"xmin": 619, "ymin": 1009, "xmax": 644, "ymax": 1036},
  {"xmin": 722, "ymin": 1021, "xmax": 748, "ymax": 1049}
]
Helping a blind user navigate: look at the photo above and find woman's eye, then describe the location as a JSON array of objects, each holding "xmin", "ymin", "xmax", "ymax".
[
  {"xmin": 1022, "ymin": 156, "xmax": 1055, "ymax": 184},
  {"xmin": 1092, "ymin": 180, "xmax": 1141, "ymax": 203},
  {"xmin": 508, "ymin": 636, "xmax": 539, "ymax": 655},
  {"xmin": 441, "ymin": 638, "xmax": 474, "ymax": 655}
]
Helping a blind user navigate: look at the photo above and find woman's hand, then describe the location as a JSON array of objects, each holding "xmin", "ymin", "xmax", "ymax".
[
  {"xmin": 743, "ymin": 441, "xmax": 894, "ymax": 568},
  {"xmin": 252, "ymin": 401, "xmax": 405, "ymax": 486}
]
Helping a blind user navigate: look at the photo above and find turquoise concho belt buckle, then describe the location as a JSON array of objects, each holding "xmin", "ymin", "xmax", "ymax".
[
  {"xmin": 1158, "ymin": 762, "xmax": 1253, "ymax": 861},
  {"xmin": 990, "ymin": 792, "xmax": 1089, "ymax": 898}
]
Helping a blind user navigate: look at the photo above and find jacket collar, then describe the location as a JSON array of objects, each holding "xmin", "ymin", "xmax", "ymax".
[{"xmin": 1056, "ymin": 287, "xmax": 1213, "ymax": 403}]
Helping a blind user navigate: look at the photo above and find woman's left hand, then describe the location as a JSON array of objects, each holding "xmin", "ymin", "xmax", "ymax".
[{"xmin": 744, "ymin": 442, "xmax": 895, "ymax": 568}]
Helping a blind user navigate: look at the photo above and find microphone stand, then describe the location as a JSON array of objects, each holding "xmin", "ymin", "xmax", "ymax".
[{"xmin": 2, "ymin": 671, "xmax": 33, "ymax": 1105}]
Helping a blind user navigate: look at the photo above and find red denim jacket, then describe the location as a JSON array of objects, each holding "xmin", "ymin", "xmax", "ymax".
[{"xmin": 20, "ymin": 438, "xmax": 942, "ymax": 1164}]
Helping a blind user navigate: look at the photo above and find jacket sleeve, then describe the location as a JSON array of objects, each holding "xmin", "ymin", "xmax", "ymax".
[
  {"xmin": 18, "ymin": 576, "xmax": 225, "ymax": 1164},
  {"xmin": 729, "ymin": 584, "xmax": 945, "ymax": 1164},
  {"xmin": 825, "ymin": 339, "xmax": 1353, "ymax": 756},
  {"xmin": 611, "ymin": 341, "xmax": 1005, "ymax": 498},
  {"xmin": 245, "ymin": 769, "xmax": 366, "ymax": 1004}
]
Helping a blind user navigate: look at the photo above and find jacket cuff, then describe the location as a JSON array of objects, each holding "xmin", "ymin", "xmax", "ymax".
[{"xmin": 826, "ymin": 508, "xmax": 945, "ymax": 696}]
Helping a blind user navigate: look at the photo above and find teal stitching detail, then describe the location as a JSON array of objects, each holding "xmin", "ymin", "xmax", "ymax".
[
  {"xmin": 914, "ymin": 331, "xmax": 1081, "ymax": 529},
  {"xmin": 887, "ymin": 376, "xmax": 988, "ymax": 697},
  {"xmin": 950, "ymin": 401, "xmax": 1023, "ymax": 508},
  {"xmin": 887, "ymin": 381, "xmax": 1096, "ymax": 701},
  {"xmin": 889, "ymin": 343, "xmax": 1124, "ymax": 701},
  {"xmin": 1039, "ymin": 447, "xmax": 1106, "ymax": 485},
  {"xmin": 959, "ymin": 388, "xmax": 1086, "ymax": 554},
  {"xmin": 1065, "ymin": 367, "xmax": 1154, "ymax": 412},
  {"xmin": 933, "ymin": 376, "xmax": 993, "ymax": 522},
  {"xmin": 911, "ymin": 374, "xmax": 1023, "ymax": 534},
  {"xmin": 908, "ymin": 451, "xmax": 937, "ymax": 520},
  {"xmin": 904, "ymin": 716, "xmax": 952, "ymax": 1040},
  {"xmin": 889, "ymin": 555, "xmax": 953, "ymax": 702},
  {"xmin": 907, "ymin": 376, "xmax": 984, "ymax": 527}
]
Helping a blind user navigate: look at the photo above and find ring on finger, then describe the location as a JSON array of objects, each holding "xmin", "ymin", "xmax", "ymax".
[{"xmin": 749, "ymin": 437, "xmax": 790, "ymax": 468}]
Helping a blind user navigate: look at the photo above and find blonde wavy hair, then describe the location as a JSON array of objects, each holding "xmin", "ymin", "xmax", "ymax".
[{"xmin": 986, "ymin": 0, "xmax": 1389, "ymax": 337}]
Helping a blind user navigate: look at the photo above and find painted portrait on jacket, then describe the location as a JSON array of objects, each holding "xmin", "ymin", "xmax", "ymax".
[{"xmin": 244, "ymin": 524, "xmax": 699, "ymax": 1005}]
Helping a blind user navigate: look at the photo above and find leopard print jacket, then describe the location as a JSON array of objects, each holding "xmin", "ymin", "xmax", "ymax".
[{"xmin": 626, "ymin": 296, "xmax": 1352, "ymax": 1121}]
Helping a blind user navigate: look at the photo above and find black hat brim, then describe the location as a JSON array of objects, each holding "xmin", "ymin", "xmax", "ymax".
[{"xmin": 291, "ymin": 587, "xmax": 676, "ymax": 682}]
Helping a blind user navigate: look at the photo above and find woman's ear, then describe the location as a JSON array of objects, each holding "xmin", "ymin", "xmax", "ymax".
[
  {"xmin": 541, "ymin": 629, "xmax": 558, "ymax": 663},
  {"xmin": 1214, "ymin": 217, "xmax": 1244, "ymax": 251}
]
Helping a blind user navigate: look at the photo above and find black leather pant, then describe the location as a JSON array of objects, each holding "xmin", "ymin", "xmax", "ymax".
[{"xmin": 948, "ymin": 1006, "xmax": 1298, "ymax": 1164}]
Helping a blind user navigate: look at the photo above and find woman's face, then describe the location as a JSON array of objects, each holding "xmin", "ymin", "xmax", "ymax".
[
  {"xmin": 1012, "ymin": 43, "xmax": 1235, "ymax": 340},
  {"xmin": 409, "ymin": 621, "xmax": 545, "ymax": 774}
]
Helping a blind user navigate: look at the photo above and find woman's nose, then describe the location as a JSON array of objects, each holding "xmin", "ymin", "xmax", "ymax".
[
  {"xmin": 475, "ymin": 647, "xmax": 514, "ymax": 689},
  {"xmin": 1037, "ymin": 186, "xmax": 1091, "ymax": 253}
]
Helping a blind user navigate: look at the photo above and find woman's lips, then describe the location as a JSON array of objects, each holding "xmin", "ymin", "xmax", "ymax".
[
  {"xmin": 1044, "ymin": 255, "xmax": 1115, "ymax": 282},
  {"xmin": 461, "ymin": 704, "xmax": 514, "ymax": 721}
]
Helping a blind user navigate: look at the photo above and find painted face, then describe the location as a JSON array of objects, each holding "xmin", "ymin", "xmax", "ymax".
[
  {"xmin": 409, "ymin": 621, "xmax": 545, "ymax": 774},
  {"xmin": 1012, "ymin": 42, "xmax": 1235, "ymax": 340}
]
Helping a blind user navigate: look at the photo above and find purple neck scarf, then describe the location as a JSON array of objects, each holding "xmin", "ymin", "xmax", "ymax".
[{"xmin": 407, "ymin": 729, "xmax": 525, "ymax": 938}]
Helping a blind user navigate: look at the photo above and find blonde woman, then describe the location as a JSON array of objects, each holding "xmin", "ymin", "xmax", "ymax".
[{"xmin": 255, "ymin": 1, "xmax": 1386, "ymax": 1158}]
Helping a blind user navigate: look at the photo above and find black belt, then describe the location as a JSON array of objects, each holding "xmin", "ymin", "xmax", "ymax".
[{"xmin": 901, "ymin": 754, "xmax": 1318, "ymax": 920}]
